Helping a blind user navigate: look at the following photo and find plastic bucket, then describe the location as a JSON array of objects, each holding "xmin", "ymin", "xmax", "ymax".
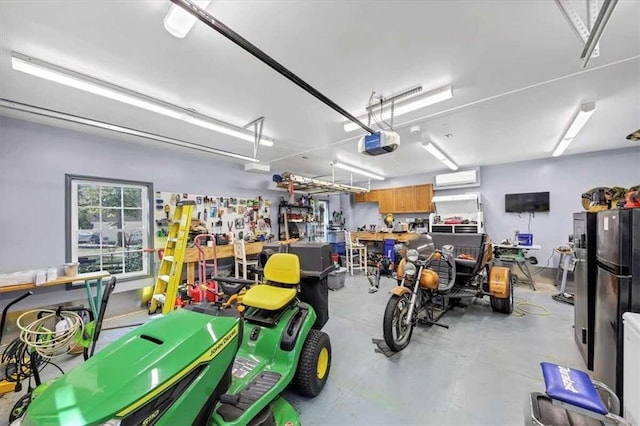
[{"xmin": 384, "ymin": 239, "xmax": 397, "ymax": 263}]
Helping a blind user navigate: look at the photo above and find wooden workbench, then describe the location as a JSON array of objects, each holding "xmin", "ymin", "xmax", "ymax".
[
  {"xmin": 0, "ymin": 271, "xmax": 110, "ymax": 294},
  {"xmin": 0, "ymin": 271, "xmax": 111, "ymax": 319},
  {"xmin": 184, "ymin": 242, "xmax": 264, "ymax": 284},
  {"xmin": 351, "ymin": 232, "xmax": 418, "ymax": 244}
]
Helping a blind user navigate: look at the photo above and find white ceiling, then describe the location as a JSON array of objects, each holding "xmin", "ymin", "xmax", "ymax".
[{"xmin": 0, "ymin": 0, "xmax": 638, "ymax": 183}]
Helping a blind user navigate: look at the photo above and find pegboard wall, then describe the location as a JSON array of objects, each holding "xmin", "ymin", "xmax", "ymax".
[{"xmin": 153, "ymin": 191, "xmax": 272, "ymax": 248}]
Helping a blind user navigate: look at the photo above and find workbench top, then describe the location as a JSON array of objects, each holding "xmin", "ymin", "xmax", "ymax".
[
  {"xmin": 0, "ymin": 271, "xmax": 111, "ymax": 293},
  {"xmin": 351, "ymin": 232, "xmax": 419, "ymax": 243},
  {"xmin": 184, "ymin": 242, "xmax": 264, "ymax": 263}
]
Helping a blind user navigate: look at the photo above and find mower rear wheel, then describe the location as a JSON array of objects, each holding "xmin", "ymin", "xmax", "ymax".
[
  {"xmin": 293, "ymin": 329, "xmax": 331, "ymax": 397},
  {"xmin": 490, "ymin": 272, "xmax": 514, "ymax": 314}
]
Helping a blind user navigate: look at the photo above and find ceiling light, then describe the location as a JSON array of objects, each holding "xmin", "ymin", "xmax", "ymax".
[
  {"xmin": 12, "ymin": 53, "xmax": 184, "ymax": 120},
  {"xmin": 183, "ymin": 115, "xmax": 273, "ymax": 146},
  {"xmin": 332, "ymin": 161, "xmax": 385, "ymax": 181},
  {"xmin": 0, "ymin": 98, "xmax": 259, "ymax": 163},
  {"xmin": 421, "ymin": 142, "xmax": 458, "ymax": 171},
  {"xmin": 11, "ymin": 52, "xmax": 273, "ymax": 147},
  {"xmin": 344, "ymin": 85, "xmax": 453, "ymax": 132},
  {"xmin": 164, "ymin": 0, "xmax": 212, "ymax": 38},
  {"xmin": 552, "ymin": 102, "xmax": 596, "ymax": 157}
]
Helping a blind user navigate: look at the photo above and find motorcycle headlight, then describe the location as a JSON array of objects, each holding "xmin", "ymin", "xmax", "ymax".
[
  {"xmin": 406, "ymin": 249, "xmax": 419, "ymax": 263},
  {"xmin": 403, "ymin": 262, "xmax": 417, "ymax": 277}
]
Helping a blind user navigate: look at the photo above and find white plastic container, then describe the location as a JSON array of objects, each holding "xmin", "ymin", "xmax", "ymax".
[
  {"xmin": 63, "ymin": 262, "xmax": 79, "ymax": 277},
  {"xmin": 46, "ymin": 267, "xmax": 58, "ymax": 282},
  {"xmin": 34, "ymin": 270, "xmax": 47, "ymax": 285},
  {"xmin": 623, "ymin": 312, "xmax": 640, "ymax": 425},
  {"xmin": 0, "ymin": 271, "xmax": 35, "ymax": 287}
]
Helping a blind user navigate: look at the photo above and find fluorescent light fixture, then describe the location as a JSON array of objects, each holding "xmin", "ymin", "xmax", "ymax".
[
  {"xmin": 552, "ymin": 102, "xmax": 596, "ymax": 157},
  {"xmin": 184, "ymin": 115, "xmax": 273, "ymax": 146},
  {"xmin": 344, "ymin": 85, "xmax": 453, "ymax": 132},
  {"xmin": 11, "ymin": 52, "xmax": 273, "ymax": 147},
  {"xmin": 422, "ymin": 142, "xmax": 458, "ymax": 171},
  {"xmin": 0, "ymin": 98, "xmax": 259, "ymax": 163},
  {"xmin": 164, "ymin": 0, "xmax": 212, "ymax": 38},
  {"xmin": 12, "ymin": 53, "xmax": 184, "ymax": 120},
  {"xmin": 332, "ymin": 161, "xmax": 385, "ymax": 181}
]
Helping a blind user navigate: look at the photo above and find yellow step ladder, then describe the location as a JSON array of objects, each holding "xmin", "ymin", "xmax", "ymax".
[{"xmin": 148, "ymin": 200, "xmax": 195, "ymax": 315}]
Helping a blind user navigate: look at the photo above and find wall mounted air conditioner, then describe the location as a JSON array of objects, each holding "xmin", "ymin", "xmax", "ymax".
[
  {"xmin": 434, "ymin": 169, "xmax": 479, "ymax": 189},
  {"xmin": 244, "ymin": 163, "xmax": 271, "ymax": 174}
]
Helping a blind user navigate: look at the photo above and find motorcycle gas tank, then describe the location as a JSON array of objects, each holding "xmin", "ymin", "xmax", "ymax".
[
  {"xmin": 398, "ymin": 258, "xmax": 439, "ymax": 290},
  {"xmin": 22, "ymin": 309, "xmax": 240, "ymax": 426},
  {"xmin": 419, "ymin": 269, "xmax": 439, "ymax": 290}
]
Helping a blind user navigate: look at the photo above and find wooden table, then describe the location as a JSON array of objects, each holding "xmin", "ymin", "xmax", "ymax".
[
  {"xmin": 351, "ymin": 232, "xmax": 418, "ymax": 244},
  {"xmin": 184, "ymin": 243, "xmax": 264, "ymax": 284},
  {"xmin": 0, "ymin": 271, "xmax": 111, "ymax": 319}
]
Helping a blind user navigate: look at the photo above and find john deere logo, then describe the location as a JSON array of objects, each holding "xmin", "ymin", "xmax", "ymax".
[{"xmin": 142, "ymin": 409, "xmax": 160, "ymax": 426}]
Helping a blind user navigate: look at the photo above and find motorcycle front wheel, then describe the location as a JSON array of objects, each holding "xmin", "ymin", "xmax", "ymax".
[{"xmin": 383, "ymin": 294, "xmax": 414, "ymax": 352}]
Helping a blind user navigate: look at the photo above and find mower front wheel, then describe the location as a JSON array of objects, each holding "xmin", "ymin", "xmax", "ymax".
[
  {"xmin": 293, "ymin": 329, "xmax": 331, "ymax": 397},
  {"xmin": 490, "ymin": 271, "xmax": 514, "ymax": 314}
]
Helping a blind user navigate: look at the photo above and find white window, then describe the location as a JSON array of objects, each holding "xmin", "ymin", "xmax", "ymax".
[{"xmin": 67, "ymin": 176, "xmax": 152, "ymax": 279}]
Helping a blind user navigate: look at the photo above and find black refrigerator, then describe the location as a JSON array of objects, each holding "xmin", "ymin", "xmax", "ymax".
[
  {"xmin": 573, "ymin": 211, "xmax": 597, "ymax": 370},
  {"xmin": 594, "ymin": 208, "xmax": 640, "ymax": 404}
]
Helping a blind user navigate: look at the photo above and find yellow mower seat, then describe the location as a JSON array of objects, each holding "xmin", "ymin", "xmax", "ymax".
[{"xmin": 242, "ymin": 253, "xmax": 300, "ymax": 311}]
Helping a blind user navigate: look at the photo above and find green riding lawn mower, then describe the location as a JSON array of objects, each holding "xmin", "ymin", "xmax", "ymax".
[{"xmin": 13, "ymin": 244, "xmax": 334, "ymax": 426}]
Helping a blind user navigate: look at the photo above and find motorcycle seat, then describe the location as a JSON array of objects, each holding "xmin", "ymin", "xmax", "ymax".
[{"xmin": 454, "ymin": 257, "xmax": 477, "ymax": 271}]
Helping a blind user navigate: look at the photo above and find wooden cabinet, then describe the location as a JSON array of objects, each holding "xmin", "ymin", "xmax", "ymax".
[
  {"xmin": 414, "ymin": 184, "xmax": 434, "ymax": 212},
  {"xmin": 353, "ymin": 190, "xmax": 381, "ymax": 203},
  {"xmin": 353, "ymin": 184, "xmax": 434, "ymax": 213},
  {"xmin": 378, "ymin": 189, "xmax": 394, "ymax": 213},
  {"xmin": 393, "ymin": 186, "xmax": 416, "ymax": 213}
]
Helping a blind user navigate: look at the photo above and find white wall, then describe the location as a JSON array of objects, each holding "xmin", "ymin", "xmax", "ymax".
[
  {"xmin": 0, "ymin": 116, "xmax": 282, "ymax": 307},
  {"xmin": 349, "ymin": 147, "xmax": 640, "ymax": 266}
]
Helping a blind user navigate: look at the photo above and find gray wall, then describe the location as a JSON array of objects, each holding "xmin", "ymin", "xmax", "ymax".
[
  {"xmin": 350, "ymin": 147, "xmax": 640, "ymax": 266},
  {"xmin": 0, "ymin": 116, "xmax": 282, "ymax": 308}
]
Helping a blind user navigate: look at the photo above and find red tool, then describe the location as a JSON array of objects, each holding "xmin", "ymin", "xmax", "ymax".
[{"xmin": 625, "ymin": 190, "xmax": 640, "ymax": 208}]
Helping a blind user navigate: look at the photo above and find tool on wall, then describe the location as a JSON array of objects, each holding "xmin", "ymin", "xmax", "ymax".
[
  {"xmin": 625, "ymin": 189, "xmax": 640, "ymax": 208},
  {"xmin": 581, "ymin": 186, "xmax": 640, "ymax": 211},
  {"xmin": 148, "ymin": 200, "xmax": 196, "ymax": 315}
]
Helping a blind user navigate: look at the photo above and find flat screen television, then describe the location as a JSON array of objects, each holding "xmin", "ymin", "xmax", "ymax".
[{"xmin": 505, "ymin": 192, "xmax": 550, "ymax": 213}]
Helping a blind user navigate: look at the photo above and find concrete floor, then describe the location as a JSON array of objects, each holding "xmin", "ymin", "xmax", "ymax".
[{"xmin": 0, "ymin": 274, "xmax": 583, "ymax": 425}]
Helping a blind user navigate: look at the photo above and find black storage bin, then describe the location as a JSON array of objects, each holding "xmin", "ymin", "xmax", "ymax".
[
  {"xmin": 291, "ymin": 242, "xmax": 331, "ymax": 329},
  {"xmin": 299, "ymin": 276, "xmax": 329, "ymax": 329}
]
